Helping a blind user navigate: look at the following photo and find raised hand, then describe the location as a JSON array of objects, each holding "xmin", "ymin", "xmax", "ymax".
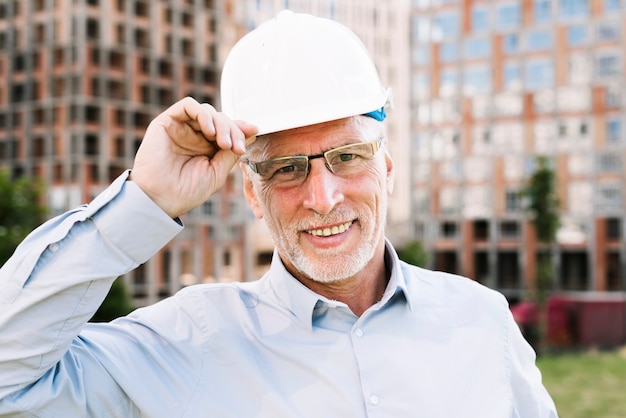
[{"xmin": 130, "ymin": 97, "xmax": 258, "ymax": 218}]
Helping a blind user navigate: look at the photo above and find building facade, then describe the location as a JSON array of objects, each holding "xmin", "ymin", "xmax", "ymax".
[
  {"xmin": 410, "ymin": 0, "xmax": 626, "ymax": 302},
  {"xmin": 0, "ymin": 0, "xmax": 255, "ymax": 306}
]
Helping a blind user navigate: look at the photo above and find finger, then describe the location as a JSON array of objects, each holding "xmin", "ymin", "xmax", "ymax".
[
  {"xmin": 234, "ymin": 120, "xmax": 259, "ymax": 152},
  {"xmin": 165, "ymin": 98, "xmax": 218, "ymax": 141}
]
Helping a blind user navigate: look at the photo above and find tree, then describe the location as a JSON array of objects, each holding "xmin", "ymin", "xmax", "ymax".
[
  {"xmin": 522, "ymin": 155, "xmax": 560, "ymax": 353},
  {"xmin": 398, "ymin": 240, "xmax": 428, "ymax": 267},
  {"xmin": 0, "ymin": 169, "xmax": 46, "ymax": 265}
]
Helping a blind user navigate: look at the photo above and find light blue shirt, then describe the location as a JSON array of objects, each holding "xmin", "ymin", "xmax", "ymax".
[{"xmin": 0, "ymin": 171, "xmax": 558, "ymax": 417}]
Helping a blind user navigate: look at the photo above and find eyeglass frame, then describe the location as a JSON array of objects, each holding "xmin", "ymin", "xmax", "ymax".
[{"xmin": 244, "ymin": 137, "xmax": 384, "ymax": 184}]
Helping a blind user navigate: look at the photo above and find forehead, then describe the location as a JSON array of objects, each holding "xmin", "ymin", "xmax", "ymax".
[{"xmin": 250, "ymin": 116, "xmax": 377, "ymax": 158}]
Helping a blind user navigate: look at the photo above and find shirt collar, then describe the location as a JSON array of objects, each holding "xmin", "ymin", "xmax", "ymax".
[{"xmin": 267, "ymin": 238, "xmax": 412, "ymax": 331}]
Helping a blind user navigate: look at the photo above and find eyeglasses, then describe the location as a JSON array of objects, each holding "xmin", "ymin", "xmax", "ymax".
[{"xmin": 245, "ymin": 137, "xmax": 383, "ymax": 187}]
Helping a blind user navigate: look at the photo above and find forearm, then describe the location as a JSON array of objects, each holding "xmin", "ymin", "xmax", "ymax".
[{"xmin": 0, "ymin": 171, "xmax": 182, "ymax": 390}]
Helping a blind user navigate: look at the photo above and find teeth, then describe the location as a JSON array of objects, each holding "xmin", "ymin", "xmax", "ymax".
[{"xmin": 308, "ymin": 221, "xmax": 352, "ymax": 237}]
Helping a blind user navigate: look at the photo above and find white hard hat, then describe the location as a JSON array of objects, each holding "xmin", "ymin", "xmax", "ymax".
[{"xmin": 220, "ymin": 10, "xmax": 390, "ymax": 135}]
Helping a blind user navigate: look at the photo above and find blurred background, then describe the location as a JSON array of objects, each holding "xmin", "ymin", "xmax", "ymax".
[{"xmin": 0, "ymin": 0, "xmax": 625, "ymax": 415}]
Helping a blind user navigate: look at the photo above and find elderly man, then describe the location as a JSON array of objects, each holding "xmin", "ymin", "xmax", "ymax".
[{"xmin": 0, "ymin": 11, "xmax": 557, "ymax": 417}]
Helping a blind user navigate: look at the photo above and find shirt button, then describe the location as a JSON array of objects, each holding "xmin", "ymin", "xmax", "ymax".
[
  {"xmin": 354, "ymin": 328, "xmax": 363, "ymax": 338},
  {"xmin": 49, "ymin": 243, "xmax": 59, "ymax": 252},
  {"xmin": 370, "ymin": 395, "xmax": 379, "ymax": 405}
]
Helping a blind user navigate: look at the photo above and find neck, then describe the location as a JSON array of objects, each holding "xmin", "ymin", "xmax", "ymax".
[{"xmin": 293, "ymin": 246, "xmax": 390, "ymax": 317}]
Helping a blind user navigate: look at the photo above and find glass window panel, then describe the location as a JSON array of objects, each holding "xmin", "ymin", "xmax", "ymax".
[
  {"xmin": 440, "ymin": 42, "xmax": 459, "ymax": 62},
  {"xmin": 559, "ymin": 0, "xmax": 589, "ymax": 18},
  {"xmin": 496, "ymin": 3, "xmax": 521, "ymax": 30},
  {"xmin": 502, "ymin": 34, "xmax": 519, "ymax": 54},
  {"xmin": 503, "ymin": 61, "xmax": 522, "ymax": 90},
  {"xmin": 595, "ymin": 183, "xmax": 622, "ymax": 214},
  {"xmin": 526, "ymin": 29, "xmax": 553, "ymax": 51},
  {"xmin": 471, "ymin": 6, "xmax": 489, "ymax": 31},
  {"xmin": 413, "ymin": 45, "xmax": 430, "ymax": 65},
  {"xmin": 464, "ymin": 37, "xmax": 491, "ymax": 59},
  {"xmin": 604, "ymin": 0, "xmax": 621, "ymax": 12},
  {"xmin": 440, "ymin": 69, "xmax": 459, "ymax": 96},
  {"xmin": 413, "ymin": 72, "xmax": 430, "ymax": 99},
  {"xmin": 567, "ymin": 25, "xmax": 588, "ymax": 46},
  {"xmin": 595, "ymin": 51, "xmax": 622, "ymax": 79},
  {"xmin": 534, "ymin": 0, "xmax": 552, "ymax": 22},
  {"xmin": 463, "ymin": 66, "xmax": 491, "ymax": 95},
  {"xmin": 412, "ymin": 17, "xmax": 431, "ymax": 42},
  {"xmin": 525, "ymin": 59, "xmax": 554, "ymax": 89},
  {"xmin": 595, "ymin": 21, "xmax": 621, "ymax": 42},
  {"xmin": 596, "ymin": 153, "xmax": 622, "ymax": 173},
  {"xmin": 433, "ymin": 12, "xmax": 460, "ymax": 39},
  {"xmin": 606, "ymin": 118, "xmax": 622, "ymax": 143}
]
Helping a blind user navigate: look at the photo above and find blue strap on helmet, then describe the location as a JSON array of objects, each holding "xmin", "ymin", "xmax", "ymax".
[{"xmin": 363, "ymin": 106, "xmax": 386, "ymax": 121}]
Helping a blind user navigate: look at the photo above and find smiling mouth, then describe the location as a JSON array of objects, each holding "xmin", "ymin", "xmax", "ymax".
[{"xmin": 306, "ymin": 221, "xmax": 353, "ymax": 237}]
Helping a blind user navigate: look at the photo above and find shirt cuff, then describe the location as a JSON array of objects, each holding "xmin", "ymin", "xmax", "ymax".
[{"xmin": 91, "ymin": 178, "xmax": 183, "ymax": 264}]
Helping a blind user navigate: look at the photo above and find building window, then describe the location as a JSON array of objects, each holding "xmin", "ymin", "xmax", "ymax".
[
  {"xmin": 439, "ymin": 69, "xmax": 459, "ymax": 96},
  {"xmin": 504, "ymin": 189, "xmax": 522, "ymax": 213},
  {"xmin": 606, "ymin": 118, "xmax": 622, "ymax": 143},
  {"xmin": 473, "ymin": 220, "xmax": 489, "ymax": 241},
  {"xmin": 534, "ymin": 0, "xmax": 552, "ymax": 22},
  {"xmin": 464, "ymin": 36, "xmax": 490, "ymax": 59},
  {"xmin": 413, "ymin": 45, "xmax": 429, "ymax": 66},
  {"xmin": 525, "ymin": 59, "xmax": 554, "ymax": 89},
  {"xmin": 595, "ymin": 51, "xmax": 621, "ymax": 79},
  {"xmin": 471, "ymin": 6, "xmax": 489, "ymax": 32},
  {"xmin": 596, "ymin": 153, "xmax": 622, "ymax": 173},
  {"xmin": 567, "ymin": 25, "xmax": 588, "ymax": 47},
  {"xmin": 595, "ymin": 183, "xmax": 622, "ymax": 214},
  {"xmin": 496, "ymin": 3, "xmax": 521, "ymax": 30},
  {"xmin": 503, "ymin": 61, "xmax": 522, "ymax": 90},
  {"xmin": 134, "ymin": 1, "xmax": 148, "ymax": 17},
  {"xmin": 606, "ymin": 218, "xmax": 621, "ymax": 240},
  {"xmin": 605, "ymin": 86, "xmax": 621, "ymax": 107},
  {"xmin": 502, "ymin": 34, "xmax": 519, "ymax": 55},
  {"xmin": 603, "ymin": 0, "xmax": 621, "ymax": 12},
  {"xmin": 86, "ymin": 18, "xmax": 99, "ymax": 39},
  {"xmin": 440, "ymin": 42, "xmax": 459, "ymax": 62},
  {"xmin": 559, "ymin": 0, "xmax": 589, "ymax": 18},
  {"xmin": 433, "ymin": 11, "xmax": 460, "ymax": 39},
  {"xmin": 256, "ymin": 251, "xmax": 273, "ymax": 266},
  {"xmin": 595, "ymin": 22, "xmax": 620, "ymax": 42},
  {"xmin": 526, "ymin": 29, "xmax": 553, "ymax": 51},
  {"xmin": 440, "ymin": 221, "xmax": 458, "ymax": 238},
  {"xmin": 85, "ymin": 134, "xmax": 99, "ymax": 156},
  {"xmin": 463, "ymin": 65, "xmax": 491, "ymax": 95}
]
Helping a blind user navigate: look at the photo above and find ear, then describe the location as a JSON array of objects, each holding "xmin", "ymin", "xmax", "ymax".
[
  {"xmin": 240, "ymin": 162, "xmax": 264, "ymax": 219},
  {"xmin": 384, "ymin": 150, "xmax": 394, "ymax": 195}
]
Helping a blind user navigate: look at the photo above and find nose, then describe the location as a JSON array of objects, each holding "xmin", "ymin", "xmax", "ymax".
[{"xmin": 302, "ymin": 159, "xmax": 344, "ymax": 215}]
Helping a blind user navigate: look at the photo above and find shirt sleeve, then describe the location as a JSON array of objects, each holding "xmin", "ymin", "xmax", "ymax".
[
  {"xmin": 507, "ymin": 310, "xmax": 559, "ymax": 417},
  {"xmin": 0, "ymin": 171, "xmax": 182, "ymax": 412}
]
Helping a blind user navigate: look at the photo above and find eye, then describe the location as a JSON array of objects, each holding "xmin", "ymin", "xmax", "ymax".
[
  {"xmin": 337, "ymin": 153, "xmax": 358, "ymax": 162},
  {"xmin": 275, "ymin": 164, "xmax": 297, "ymax": 174}
]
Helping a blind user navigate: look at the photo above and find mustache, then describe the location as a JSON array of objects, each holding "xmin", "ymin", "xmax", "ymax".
[{"xmin": 294, "ymin": 210, "xmax": 358, "ymax": 230}]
